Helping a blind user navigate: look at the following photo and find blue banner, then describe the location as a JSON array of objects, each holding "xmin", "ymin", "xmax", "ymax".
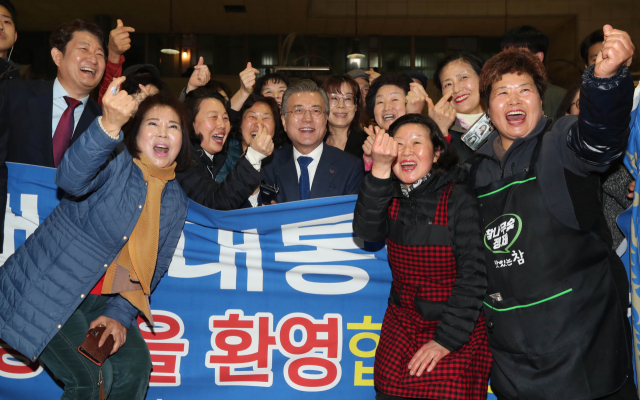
[{"xmin": 0, "ymin": 162, "xmax": 496, "ymax": 399}]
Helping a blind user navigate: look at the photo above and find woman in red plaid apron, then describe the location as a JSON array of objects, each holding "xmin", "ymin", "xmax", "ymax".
[{"xmin": 354, "ymin": 114, "xmax": 491, "ymax": 400}]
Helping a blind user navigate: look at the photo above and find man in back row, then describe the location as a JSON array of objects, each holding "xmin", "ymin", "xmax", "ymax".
[
  {"xmin": 263, "ymin": 80, "xmax": 364, "ymax": 203},
  {"xmin": 0, "ymin": 19, "xmax": 105, "ymax": 252}
]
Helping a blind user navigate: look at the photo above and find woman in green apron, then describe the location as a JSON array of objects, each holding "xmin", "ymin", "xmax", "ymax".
[{"xmin": 468, "ymin": 25, "xmax": 636, "ymax": 400}]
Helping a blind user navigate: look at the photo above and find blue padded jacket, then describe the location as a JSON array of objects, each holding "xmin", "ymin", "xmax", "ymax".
[{"xmin": 0, "ymin": 118, "xmax": 188, "ymax": 361}]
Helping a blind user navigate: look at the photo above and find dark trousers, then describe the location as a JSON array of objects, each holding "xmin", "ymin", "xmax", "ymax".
[{"xmin": 39, "ymin": 295, "xmax": 152, "ymax": 400}]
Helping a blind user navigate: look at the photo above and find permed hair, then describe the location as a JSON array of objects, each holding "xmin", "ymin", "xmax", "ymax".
[
  {"xmin": 479, "ymin": 47, "xmax": 547, "ymax": 109},
  {"xmin": 50, "ymin": 19, "xmax": 105, "ymax": 54},
  {"xmin": 255, "ymin": 73, "xmax": 291, "ymax": 96},
  {"xmin": 281, "ymin": 79, "xmax": 330, "ymax": 115},
  {"xmin": 433, "ymin": 52, "xmax": 484, "ymax": 93},
  {"xmin": 365, "ymin": 73, "xmax": 412, "ymax": 121},
  {"xmin": 124, "ymin": 92, "xmax": 192, "ymax": 172},
  {"xmin": 387, "ymin": 114, "xmax": 459, "ymax": 176}
]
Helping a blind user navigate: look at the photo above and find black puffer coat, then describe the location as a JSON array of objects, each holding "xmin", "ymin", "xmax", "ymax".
[
  {"xmin": 353, "ymin": 167, "xmax": 487, "ymax": 351},
  {"xmin": 176, "ymin": 143, "xmax": 263, "ymax": 210}
]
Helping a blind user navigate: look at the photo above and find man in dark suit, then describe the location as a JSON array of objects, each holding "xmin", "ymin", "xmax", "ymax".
[
  {"xmin": 263, "ymin": 80, "xmax": 364, "ymax": 203},
  {"xmin": 0, "ymin": 19, "xmax": 106, "ymax": 252}
]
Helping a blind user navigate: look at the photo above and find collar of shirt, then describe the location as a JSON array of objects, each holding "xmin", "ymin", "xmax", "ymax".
[
  {"xmin": 202, "ymin": 147, "xmax": 215, "ymax": 161},
  {"xmin": 400, "ymin": 173, "xmax": 431, "ymax": 197},
  {"xmin": 51, "ymin": 78, "xmax": 90, "ymax": 137},
  {"xmin": 293, "ymin": 142, "xmax": 324, "ymax": 190}
]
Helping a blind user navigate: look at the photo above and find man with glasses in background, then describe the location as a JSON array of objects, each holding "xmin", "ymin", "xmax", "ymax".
[{"xmin": 262, "ymin": 79, "xmax": 364, "ymax": 204}]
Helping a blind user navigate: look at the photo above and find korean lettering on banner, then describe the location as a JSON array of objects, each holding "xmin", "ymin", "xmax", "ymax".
[
  {"xmin": 206, "ymin": 310, "xmax": 342, "ymax": 391},
  {"xmin": 0, "ymin": 340, "xmax": 42, "ymax": 379},
  {"xmin": 347, "ymin": 316, "xmax": 382, "ymax": 386},
  {"xmin": 137, "ymin": 311, "xmax": 189, "ymax": 386}
]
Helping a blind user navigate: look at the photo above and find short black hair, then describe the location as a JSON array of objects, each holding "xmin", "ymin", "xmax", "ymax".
[
  {"xmin": 255, "ymin": 73, "xmax": 290, "ymax": 95},
  {"xmin": 121, "ymin": 74, "xmax": 168, "ymax": 97},
  {"xmin": 230, "ymin": 94, "xmax": 288, "ymax": 148},
  {"xmin": 387, "ymin": 114, "xmax": 458, "ymax": 176},
  {"xmin": 184, "ymin": 88, "xmax": 229, "ymax": 147},
  {"xmin": 0, "ymin": 0, "xmax": 17, "ymax": 29},
  {"xmin": 433, "ymin": 52, "xmax": 484, "ymax": 93},
  {"xmin": 50, "ymin": 19, "xmax": 105, "ymax": 54},
  {"xmin": 365, "ymin": 73, "xmax": 412, "ymax": 120},
  {"xmin": 501, "ymin": 26, "xmax": 549, "ymax": 61},
  {"xmin": 580, "ymin": 29, "xmax": 605, "ymax": 66}
]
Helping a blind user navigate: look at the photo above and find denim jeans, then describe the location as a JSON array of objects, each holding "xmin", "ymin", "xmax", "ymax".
[{"xmin": 39, "ymin": 295, "xmax": 152, "ymax": 400}]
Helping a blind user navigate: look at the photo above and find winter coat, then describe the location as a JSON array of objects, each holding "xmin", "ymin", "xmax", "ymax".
[
  {"xmin": 175, "ymin": 143, "xmax": 263, "ymax": 210},
  {"xmin": 0, "ymin": 119, "xmax": 188, "ymax": 361}
]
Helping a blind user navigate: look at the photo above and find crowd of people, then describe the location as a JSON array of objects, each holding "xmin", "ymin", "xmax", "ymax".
[{"xmin": 0, "ymin": 0, "xmax": 637, "ymax": 399}]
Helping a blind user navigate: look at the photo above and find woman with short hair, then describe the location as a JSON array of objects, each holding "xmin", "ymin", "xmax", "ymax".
[
  {"xmin": 0, "ymin": 78, "xmax": 191, "ymax": 399},
  {"xmin": 354, "ymin": 114, "xmax": 491, "ymax": 400},
  {"xmin": 470, "ymin": 26, "xmax": 637, "ymax": 399}
]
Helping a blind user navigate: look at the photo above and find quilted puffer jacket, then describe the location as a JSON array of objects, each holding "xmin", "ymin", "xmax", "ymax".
[{"xmin": 0, "ymin": 118, "xmax": 188, "ymax": 361}]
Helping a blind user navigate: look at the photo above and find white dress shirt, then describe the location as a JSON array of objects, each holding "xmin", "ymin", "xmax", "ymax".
[
  {"xmin": 51, "ymin": 78, "xmax": 89, "ymax": 138},
  {"xmin": 293, "ymin": 142, "xmax": 324, "ymax": 190}
]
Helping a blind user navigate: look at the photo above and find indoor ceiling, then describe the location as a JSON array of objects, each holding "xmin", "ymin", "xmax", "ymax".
[{"xmin": 16, "ymin": 0, "xmax": 575, "ymax": 37}]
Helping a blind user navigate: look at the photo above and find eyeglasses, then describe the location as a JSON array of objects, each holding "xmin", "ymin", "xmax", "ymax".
[
  {"xmin": 329, "ymin": 94, "xmax": 356, "ymax": 108},
  {"xmin": 284, "ymin": 108, "xmax": 327, "ymax": 120}
]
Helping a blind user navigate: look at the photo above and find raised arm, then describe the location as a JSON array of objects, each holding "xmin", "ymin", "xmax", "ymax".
[
  {"xmin": 353, "ymin": 129, "xmax": 397, "ymax": 242},
  {"xmin": 566, "ymin": 25, "xmax": 635, "ymax": 170},
  {"xmin": 230, "ymin": 63, "xmax": 260, "ymax": 111},
  {"xmin": 56, "ymin": 77, "xmax": 136, "ymax": 196}
]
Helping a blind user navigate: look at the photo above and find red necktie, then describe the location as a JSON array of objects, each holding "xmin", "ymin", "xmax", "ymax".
[{"xmin": 52, "ymin": 96, "xmax": 82, "ymax": 167}]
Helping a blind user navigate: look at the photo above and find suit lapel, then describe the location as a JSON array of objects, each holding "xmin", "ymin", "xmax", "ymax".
[
  {"xmin": 278, "ymin": 146, "xmax": 300, "ymax": 202},
  {"xmin": 310, "ymin": 148, "xmax": 337, "ymax": 199},
  {"xmin": 71, "ymin": 98, "xmax": 100, "ymax": 146},
  {"xmin": 27, "ymin": 81, "xmax": 55, "ymax": 167}
]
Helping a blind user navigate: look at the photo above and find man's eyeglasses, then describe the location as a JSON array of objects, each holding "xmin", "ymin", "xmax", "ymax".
[
  {"xmin": 329, "ymin": 94, "xmax": 356, "ymax": 108},
  {"xmin": 284, "ymin": 108, "xmax": 327, "ymax": 120}
]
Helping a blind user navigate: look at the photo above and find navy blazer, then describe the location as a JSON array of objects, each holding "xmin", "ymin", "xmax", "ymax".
[
  {"xmin": 0, "ymin": 79, "xmax": 102, "ymax": 252},
  {"xmin": 262, "ymin": 144, "xmax": 364, "ymax": 203}
]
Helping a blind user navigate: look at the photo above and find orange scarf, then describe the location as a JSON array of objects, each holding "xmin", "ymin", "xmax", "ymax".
[{"xmin": 101, "ymin": 154, "xmax": 176, "ymax": 324}]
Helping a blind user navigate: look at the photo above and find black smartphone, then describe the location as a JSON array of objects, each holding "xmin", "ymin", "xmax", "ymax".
[{"xmin": 259, "ymin": 183, "xmax": 279, "ymax": 204}]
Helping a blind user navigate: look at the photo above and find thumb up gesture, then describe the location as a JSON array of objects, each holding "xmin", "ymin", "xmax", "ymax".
[
  {"xmin": 108, "ymin": 19, "xmax": 134, "ymax": 64},
  {"xmin": 187, "ymin": 57, "xmax": 211, "ymax": 93},
  {"xmin": 240, "ymin": 62, "xmax": 260, "ymax": 95},
  {"xmin": 594, "ymin": 25, "xmax": 635, "ymax": 78}
]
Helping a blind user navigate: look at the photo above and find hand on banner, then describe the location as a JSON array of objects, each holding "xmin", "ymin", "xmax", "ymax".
[
  {"xmin": 594, "ymin": 25, "xmax": 635, "ymax": 78},
  {"xmin": 406, "ymin": 83, "xmax": 428, "ymax": 114},
  {"xmin": 187, "ymin": 57, "xmax": 211, "ymax": 93},
  {"xmin": 90, "ymin": 316, "xmax": 127, "ymax": 355},
  {"xmin": 427, "ymin": 89, "xmax": 456, "ymax": 135},
  {"xmin": 108, "ymin": 19, "xmax": 134, "ymax": 64},
  {"xmin": 408, "ymin": 340, "xmax": 451, "ymax": 376},
  {"xmin": 370, "ymin": 127, "xmax": 398, "ymax": 179}
]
